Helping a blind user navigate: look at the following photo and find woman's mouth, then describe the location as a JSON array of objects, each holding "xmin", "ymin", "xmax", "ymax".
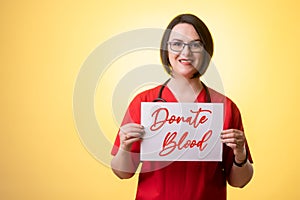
[{"xmin": 179, "ymin": 58, "xmax": 193, "ymax": 65}]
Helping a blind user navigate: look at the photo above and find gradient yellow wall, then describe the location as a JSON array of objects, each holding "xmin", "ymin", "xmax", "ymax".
[{"xmin": 1, "ymin": 0, "xmax": 300, "ymax": 199}]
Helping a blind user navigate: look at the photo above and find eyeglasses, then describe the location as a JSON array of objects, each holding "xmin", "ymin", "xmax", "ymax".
[{"xmin": 168, "ymin": 41, "xmax": 204, "ymax": 53}]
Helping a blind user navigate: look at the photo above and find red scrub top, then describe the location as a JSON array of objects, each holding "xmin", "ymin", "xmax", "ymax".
[{"xmin": 111, "ymin": 85, "xmax": 253, "ymax": 200}]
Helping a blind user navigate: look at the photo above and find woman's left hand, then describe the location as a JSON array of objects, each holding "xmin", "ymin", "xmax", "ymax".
[{"xmin": 221, "ymin": 129, "xmax": 246, "ymax": 161}]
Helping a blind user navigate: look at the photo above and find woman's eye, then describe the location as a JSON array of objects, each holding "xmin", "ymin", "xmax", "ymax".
[
  {"xmin": 173, "ymin": 42, "xmax": 182, "ymax": 46},
  {"xmin": 191, "ymin": 43, "xmax": 201, "ymax": 48}
]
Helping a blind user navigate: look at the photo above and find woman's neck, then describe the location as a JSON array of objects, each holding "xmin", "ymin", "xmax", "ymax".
[{"xmin": 167, "ymin": 75, "xmax": 203, "ymax": 102}]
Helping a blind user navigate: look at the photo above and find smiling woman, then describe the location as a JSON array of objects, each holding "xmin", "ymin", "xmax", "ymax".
[{"xmin": 110, "ymin": 13, "xmax": 254, "ymax": 200}]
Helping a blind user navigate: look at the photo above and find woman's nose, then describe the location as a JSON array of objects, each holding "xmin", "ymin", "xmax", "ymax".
[{"xmin": 181, "ymin": 44, "xmax": 192, "ymax": 56}]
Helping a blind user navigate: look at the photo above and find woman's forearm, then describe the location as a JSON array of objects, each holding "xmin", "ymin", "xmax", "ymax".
[
  {"xmin": 228, "ymin": 160, "xmax": 254, "ymax": 188},
  {"xmin": 111, "ymin": 149, "xmax": 139, "ymax": 179}
]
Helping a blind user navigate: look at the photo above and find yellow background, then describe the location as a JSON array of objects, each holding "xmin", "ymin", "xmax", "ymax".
[{"xmin": 1, "ymin": 0, "xmax": 300, "ymax": 199}]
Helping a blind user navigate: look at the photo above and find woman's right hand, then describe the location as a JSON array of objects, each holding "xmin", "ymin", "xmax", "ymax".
[{"xmin": 119, "ymin": 123, "xmax": 145, "ymax": 151}]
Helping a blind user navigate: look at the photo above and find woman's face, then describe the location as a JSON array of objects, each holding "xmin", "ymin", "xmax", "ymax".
[{"xmin": 168, "ymin": 23, "xmax": 204, "ymax": 78}]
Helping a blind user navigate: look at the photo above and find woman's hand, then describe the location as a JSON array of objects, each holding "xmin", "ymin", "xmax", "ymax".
[
  {"xmin": 111, "ymin": 123, "xmax": 144, "ymax": 179},
  {"xmin": 221, "ymin": 129, "xmax": 253, "ymax": 187},
  {"xmin": 221, "ymin": 129, "xmax": 247, "ymax": 162},
  {"xmin": 119, "ymin": 123, "xmax": 145, "ymax": 151}
]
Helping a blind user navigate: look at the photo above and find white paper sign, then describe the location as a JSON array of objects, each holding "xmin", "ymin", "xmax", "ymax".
[{"xmin": 141, "ymin": 103, "xmax": 223, "ymax": 161}]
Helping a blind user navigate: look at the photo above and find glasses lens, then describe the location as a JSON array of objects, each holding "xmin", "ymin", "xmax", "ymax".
[
  {"xmin": 189, "ymin": 42, "xmax": 203, "ymax": 52},
  {"xmin": 170, "ymin": 42, "xmax": 183, "ymax": 52}
]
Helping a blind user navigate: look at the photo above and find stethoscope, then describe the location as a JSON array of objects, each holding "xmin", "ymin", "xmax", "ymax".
[{"xmin": 153, "ymin": 78, "xmax": 211, "ymax": 103}]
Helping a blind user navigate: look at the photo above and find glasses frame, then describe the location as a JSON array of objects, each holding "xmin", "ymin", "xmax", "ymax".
[{"xmin": 167, "ymin": 40, "xmax": 204, "ymax": 53}]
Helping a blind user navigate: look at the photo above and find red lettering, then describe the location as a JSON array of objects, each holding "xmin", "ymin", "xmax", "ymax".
[
  {"xmin": 190, "ymin": 140, "xmax": 197, "ymax": 148},
  {"xmin": 150, "ymin": 108, "xmax": 169, "ymax": 131},
  {"xmin": 189, "ymin": 108, "xmax": 212, "ymax": 128},
  {"xmin": 149, "ymin": 107, "xmax": 213, "ymax": 132},
  {"xmin": 178, "ymin": 132, "xmax": 188, "ymax": 150},
  {"xmin": 159, "ymin": 132, "xmax": 177, "ymax": 156},
  {"xmin": 159, "ymin": 130, "xmax": 213, "ymax": 157},
  {"xmin": 169, "ymin": 115, "xmax": 176, "ymax": 123},
  {"xmin": 198, "ymin": 130, "xmax": 212, "ymax": 151}
]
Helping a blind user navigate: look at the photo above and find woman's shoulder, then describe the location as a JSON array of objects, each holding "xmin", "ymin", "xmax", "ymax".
[
  {"xmin": 131, "ymin": 85, "xmax": 162, "ymax": 103},
  {"xmin": 208, "ymin": 87, "xmax": 239, "ymax": 109}
]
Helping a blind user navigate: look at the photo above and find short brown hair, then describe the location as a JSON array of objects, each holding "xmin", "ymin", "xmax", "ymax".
[{"xmin": 160, "ymin": 14, "xmax": 214, "ymax": 78}]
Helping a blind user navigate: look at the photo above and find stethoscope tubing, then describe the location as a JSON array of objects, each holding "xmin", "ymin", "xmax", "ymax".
[{"xmin": 153, "ymin": 79, "xmax": 211, "ymax": 103}]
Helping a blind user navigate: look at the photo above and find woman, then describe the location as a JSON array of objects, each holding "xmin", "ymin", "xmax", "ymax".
[{"xmin": 111, "ymin": 13, "xmax": 253, "ymax": 200}]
